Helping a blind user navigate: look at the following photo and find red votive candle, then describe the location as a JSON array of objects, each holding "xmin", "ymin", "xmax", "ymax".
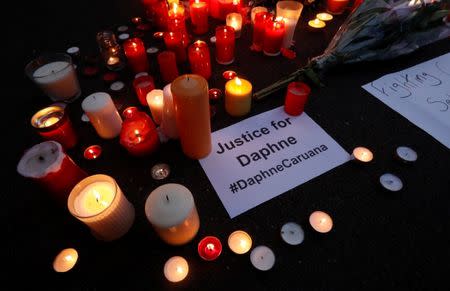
[
  {"xmin": 83, "ymin": 145, "xmax": 102, "ymax": 160},
  {"xmin": 326, "ymin": 0, "xmax": 350, "ymax": 15},
  {"xmin": 263, "ymin": 17, "xmax": 285, "ymax": 56},
  {"xmin": 17, "ymin": 141, "xmax": 88, "ymax": 205},
  {"xmin": 253, "ymin": 12, "xmax": 272, "ymax": 51},
  {"xmin": 164, "ymin": 31, "xmax": 187, "ymax": 63},
  {"xmin": 119, "ymin": 111, "xmax": 160, "ymax": 156},
  {"xmin": 210, "ymin": 0, "xmax": 220, "ymax": 19},
  {"xmin": 188, "ymin": 40, "xmax": 211, "ymax": 80},
  {"xmin": 198, "ymin": 236, "xmax": 222, "ymax": 261},
  {"xmin": 284, "ymin": 81, "xmax": 311, "ymax": 116},
  {"xmin": 123, "ymin": 37, "xmax": 149, "ymax": 73},
  {"xmin": 190, "ymin": 0, "xmax": 209, "ymax": 35},
  {"xmin": 215, "ymin": 26, "xmax": 235, "ymax": 65},
  {"xmin": 218, "ymin": 0, "xmax": 239, "ymax": 20},
  {"xmin": 133, "ymin": 75, "xmax": 156, "ymax": 106},
  {"xmin": 31, "ymin": 105, "xmax": 78, "ymax": 150},
  {"xmin": 158, "ymin": 51, "xmax": 179, "ymax": 83}
]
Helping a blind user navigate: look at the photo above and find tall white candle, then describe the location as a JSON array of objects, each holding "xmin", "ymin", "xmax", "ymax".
[
  {"xmin": 146, "ymin": 89, "xmax": 164, "ymax": 125},
  {"xmin": 276, "ymin": 1, "xmax": 303, "ymax": 48},
  {"xmin": 81, "ymin": 92, "xmax": 123, "ymax": 139},
  {"xmin": 145, "ymin": 183, "xmax": 200, "ymax": 245},
  {"xmin": 161, "ymin": 84, "xmax": 179, "ymax": 139},
  {"xmin": 68, "ymin": 174, "xmax": 135, "ymax": 241}
]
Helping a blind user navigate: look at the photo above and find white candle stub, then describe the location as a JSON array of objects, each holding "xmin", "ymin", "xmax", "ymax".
[
  {"xmin": 17, "ymin": 141, "xmax": 64, "ymax": 179},
  {"xmin": 117, "ymin": 25, "xmax": 129, "ymax": 32},
  {"xmin": 250, "ymin": 245, "xmax": 275, "ymax": 271},
  {"xmin": 280, "ymin": 222, "xmax": 304, "ymax": 245},
  {"xmin": 66, "ymin": 46, "xmax": 80, "ymax": 55},
  {"xmin": 135, "ymin": 72, "xmax": 149, "ymax": 79},
  {"xmin": 81, "ymin": 113, "xmax": 90, "ymax": 122},
  {"xmin": 110, "ymin": 81, "xmax": 125, "ymax": 92},
  {"xmin": 210, "ymin": 36, "xmax": 216, "ymax": 43},
  {"xmin": 395, "ymin": 146, "xmax": 417, "ymax": 163},
  {"xmin": 164, "ymin": 256, "xmax": 189, "ymax": 282},
  {"xmin": 379, "ymin": 173, "xmax": 403, "ymax": 192},
  {"xmin": 146, "ymin": 47, "xmax": 159, "ymax": 54},
  {"xmin": 118, "ymin": 33, "xmax": 130, "ymax": 40}
]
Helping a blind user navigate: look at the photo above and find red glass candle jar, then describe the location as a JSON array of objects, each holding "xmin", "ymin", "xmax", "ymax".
[
  {"xmin": 263, "ymin": 17, "xmax": 285, "ymax": 56},
  {"xmin": 190, "ymin": 0, "xmax": 209, "ymax": 35},
  {"xmin": 17, "ymin": 141, "xmax": 88, "ymax": 205},
  {"xmin": 326, "ymin": 0, "xmax": 350, "ymax": 15},
  {"xmin": 119, "ymin": 111, "xmax": 160, "ymax": 156},
  {"xmin": 252, "ymin": 12, "xmax": 272, "ymax": 51},
  {"xmin": 198, "ymin": 236, "xmax": 222, "ymax": 261},
  {"xmin": 31, "ymin": 105, "xmax": 78, "ymax": 149},
  {"xmin": 133, "ymin": 75, "xmax": 155, "ymax": 106},
  {"xmin": 218, "ymin": 0, "xmax": 239, "ymax": 20},
  {"xmin": 164, "ymin": 31, "xmax": 187, "ymax": 63},
  {"xmin": 215, "ymin": 26, "xmax": 235, "ymax": 65},
  {"xmin": 188, "ymin": 40, "xmax": 211, "ymax": 80},
  {"xmin": 158, "ymin": 51, "xmax": 179, "ymax": 83},
  {"xmin": 123, "ymin": 37, "xmax": 149, "ymax": 73},
  {"xmin": 284, "ymin": 81, "xmax": 311, "ymax": 116}
]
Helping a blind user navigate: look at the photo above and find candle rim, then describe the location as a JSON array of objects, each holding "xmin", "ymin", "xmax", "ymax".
[
  {"xmin": 31, "ymin": 105, "xmax": 66, "ymax": 131},
  {"xmin": 17, "ymin": 141, "xmax": 65, "ymax": 179},
  {"xmin": 316, "ymin": 12, "xmax": 333, "ymax": 21},
  {"xmin": 228, "ymin": 230, "xmax": 252, "ymax": 253},
  {"xmin": 26, "ymin": 53, "xmax": 72, "ymax": 79}
]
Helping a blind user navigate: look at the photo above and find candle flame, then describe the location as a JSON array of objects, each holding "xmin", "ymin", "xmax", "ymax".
[
  {"xmin": 206, "ymin": 243, "xmax": 215, "ymax": 251},
  {"xmin": 134, "ymin": 129, "xmax": 140, "ymax": 136},
  {"xmin": 195, "ymin": 0, "xmax": 200, "ymax": 3},
  {"xmin": 314, "ymin": 19, "xmax": 320, "ymax": 24},
  {"xmin": 240, "ymin": 239, "xmax": 247, "ymax": 247},
  {"xmin": 176, "ymin": 266, "xmax": 183, "ymax": 273},
  {"xmin": 234, "ymin": 77, "xmax": 242, "ymax": 86},
  {"xmin": 172, "ymin": 3, "xmax": 178, "ymax": 13},
  {"xmin": 64, "ymin": 255, "xmax": 73, "ymax": 262},
  {"xmin": 233, "ymin": 0, "xmax": 239, "ymax": 5},
  {"xmin": 94, "ymin": 189, "xmax": 109, "ymax": 207},
  {"xmin": 320, "ymin": 218, "xmax": 326, "ymax": 224}
]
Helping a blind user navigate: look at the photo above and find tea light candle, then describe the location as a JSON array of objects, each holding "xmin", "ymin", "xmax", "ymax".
[
  {"xmin": 164, "ymin": 256, "xmax": 189, "ymax": 283},
  {"xmin": 284, "ymin": 81, "xmax": 311, "ymax": 116},
  {"xmin": 123, "ymin": 37, "xmax": 149, "ymax": 73},
  {"xmin": 53, "ymin": 248, "xmax": 78, "ymax": 272},
  {"xmin": 280, "ymin": 222, "xmax": 304, "ymax": 245},
  {"xmin": 68, "ymin": 174, "xmax": 135, "ymax": 241},
  {"xmin": 309, "ymin": 211, "xmax": 333, "ymax": 233},
  {"xmin": 308, "ymin": 18, "xmax": 326, "ymax": 30},
  {"xmin": 190, "ymin": 0, "xmax": 209, "ymax": 35},
  {"xmin": 215, "ymin": 26, "xmax": 235, "ymax": 65},
  {"xmin": 210, "ymin": 0, "xmax": 221, "ymax": 19},
  {"xmin": 119, "ymin": 111, "xmax": 160, "ymax": 156},
  {"xmin": 83, "ymin": 145, "xmax": 102, "ymax": 160},
  {"xmin": 81, "ymin": 92, "xmax": 123, "ymax": 139},
  {"xmin": 263, "ymin": 17, "xmax": 286, "ymax": 56},
  {"xmin": 222, "ymin": 70, "xmax": 236, "ymax": 80},
  {"xmin": 316, "ymin": 12, "xmax": 333, "ymax": 21},
  {"xmin": 326, "ymin": 0, "xmax": 350, "ymax": 15},
  {"xmin": 276, "ymin": 1, "xmax": 303, "ymax": 48},
  {"xmin": 164, "ymin": 31, "xmax": 187, "ymax": 63},
  {"xmin": 110, "ymin": 81, "xmax": 126, "ymax": 92},
  {"xmin": 188, "ymin": 40, "xmax": 212, "ymax": 80},
  {"xmin": 351, "ymin": 146, "xmax": 373, "ymax": 163},
  {"xmin": 250, "ymin": 246, "xmax": 275, "ymax": 271},
  {"xmin": 161, "ymin": 84, "xmax": 179, "ymax": 139},
  {"xmin": 145, "ymin": 183, "xmax": 200, "ymax": 245},
  {"xmin": 226, "ymin": 13, "xmax": 243, "ymax": 38},
  {"xmin": 251, "ymin": 6, "xmax": 268, "ymax": 24},
  {"xmin": 252, "ymin": 12, "xmax": 272, "ymax": 51},
  {"xmin": 146, "ymin": 89, "xmax": 164, "ymax": 124},
  {"xmin": 133, "ymin": 75, "xmax": 155, "ymax": 106},
  {"xmin": 379, "ymin": 173, "xmax": 403, "ymax": 192},
  {"xmin": 151, "ymin": 163, "xmax": 171, "ymax": 180},
  {"xmin": 228, "ymin": 230, "xmax": 252, "ymax": 254},
  {"xmin": 158, "ymin": 51, "xmax": 179, "ymax": 83},
  {"xmin": 122, "ymin": 106, "xmax": 139, "ymax": 119},
  {"xmin": 225, "ymin": 77, "xmax": 252, "ymax": 117},
  {"xmin": 198, "ymin": 236, "xmax": 222, "ymax": 261},
  {"xmin": 395, "ymin": 146, "xmax": 418, "ymax": 163}
]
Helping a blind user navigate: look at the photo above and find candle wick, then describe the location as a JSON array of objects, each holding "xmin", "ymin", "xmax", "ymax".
[
  {"xmin": 38, "ymin": 156, "xmax": 45, "ymax": 162},
  {"xmin": 260, "ymin": 256, "xmax": 264, "ymax": 260},
  {"xmin": 166, "ymin": 195, "xmax": 169, "ymax": 202}
]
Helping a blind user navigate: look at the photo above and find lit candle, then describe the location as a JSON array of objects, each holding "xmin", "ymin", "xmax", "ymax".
[
  {"xmin": 188, "ymin": 40, "xmax": 212, "ymax": 80},
  {"xmin": 81, "ymin": 92, "xmax": 123, "ymax": 139},
  {"xmin": 31, "ymin": 105, "xmax": 78, "ymax": 149},
  {"xmin": 251, "ymin": 6, "xmax": 268, "ymax": 24},
  {"xmin": 164, "ymin": 256, "xmax": 189, "ymax": 283},
  {"xmin": 215, "ymin": 25, "xmax": 235, "ymax": 65},
  {"xmin": 351, "ymin": 146, "xmax": 373, "ymax": 163},
  {"xmin": 83, "ymin": 145, "xmax": 102, "ymax": 160},
  {"xmin": 316, "ymin": 12, "xmax": 333, "ymax": 21},
  {"xmin": 190, "ymin": 0, "xmax": 209, "ymax": 35},
  {"xmin": 68, "ymin": 174, "xmax": 135, "ymax": 241},
  {"xmin": 276, "ymin": 1, "xmax": 303, "ymax": 48},
  {"xmin": 263, "ymin": 17, "xmax": 285, "ymax": 56},
  {"xmin": 146, "ymin": 89, "xmax": 164, "ymax": 124},
  {"xmin": 228, "ymin": 230, "xmax": 252, "ymax": 254},
  {"xmin": 17, "ymin": 141, "xmax": 87, "ymax": 205},
  {"xmin": 250, "ymin": 245, "xmax": 275, "ymax": 271},
  {"xmin": 158, "ymin": 51, "xmax": 179, "ymax": 83},
  {"xmin": 284, "ymin": 81, "xmax": 311, "ymax": 116},
  {"xmin": 198, "ymin": 236, "xmax": 222, "ymax": 261},
  {"xmin": 326, "ymin": 0, "xmax": 350, "ymax": 15},
  {"xmin": 226, "ymin": 13, "xmax": 243, "ymax": 38},
  {"xmin": 308, "ymin": 18, "xmax": 326, "ymax": 30},
  {"xmin": 133, "ymin": 75, "xmax": 156, "ymax": 106},
  {"xmin": 123, "ymin": 37, "xmax": 149, "ymax": 73},
  {"xmin": 167, "ymin": 3, "xmax": 189, "ymax": 45},
  {"xmin": 309, "ymin": 211, "xmax": 333, "ymax": 233},
  {"xmin": 144, "ymin": 183, "xmax": 200, "ymax": 245},
  {"xmin": 161, "ymin": 84, "xmax": 179, "ymax": 139},
  {"xmin": 53, "ymin": 248, "xmax": 78, "ymax": 272},
  {"xmin": 96, "ymin": 31, "xmax": 126, "ymax": 71},
  {"xmin": 225, "ymin": 77, "xmax": 252, "ymax": 117},
  {"xmin": 252, "ymin": 12, "xmax": 272, "ymax": 51},
  {"xmin": 171, "ymin": 74, "xmax": 211, "ymax": 159},
  {"xmin": 164, "ymin": 31, "xmax": 187, "ymax": 63}
]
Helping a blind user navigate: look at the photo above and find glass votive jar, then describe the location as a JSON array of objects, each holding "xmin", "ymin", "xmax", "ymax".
[{"xmin": 96, "ymin": 30, "xmax": 126, "ymax": 71}]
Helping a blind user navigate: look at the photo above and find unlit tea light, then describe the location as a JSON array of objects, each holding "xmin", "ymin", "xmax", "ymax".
[
  {"xmin": 395, "ymin": 146, "xmax": 417, "ymax": 163},
  {"xmin": 309, "ymin": 211, "xmax": 333, "ymax": 233},
  {"xmin": 164, "ymin": 256, "xmax": 189, "ymax": 283},
  {"xmin": 250, "ymin": 245, "xmax": 275, "ymax": 271},
  {"xmin": 53, "ymin": 248, "xmax": 78, "ymax": 272},
  {"xmin": 280, "ymin": 222, "xmax": 304, "ymax": 245},
  {"xmin": 380, "ymin": 173, "xmax": 403, "ymax": 192},
  {"xmin": 228, "ymin": 230, "xmax": 252, "ymax": 254}
]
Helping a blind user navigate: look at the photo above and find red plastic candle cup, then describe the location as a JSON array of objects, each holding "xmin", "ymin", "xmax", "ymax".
[
  {"xmin": 164, "ymin": 31, "xmax": 187, "ymax": 63},
  {"xmin": 215, "ymin": 26, "xmax": 235, "ymax": 65},
  {"xmin": 190, "ymin": 0, "xmax": 209, "ymax": 35},
  {"xmin": 83, "ymin": 145, "xmax": 102, "ymax": 160},
  {"xmin": 209, "ymin": 88, "xmax": 222, "ymax": 103},
  {"xmin": 158, "ymin": 51, "xmax": 179, "ymax": 83},
  {"xmin": 133, "ymin": 75, "xmax": 155, "ymax": 106},
  {"xmin": 252, "ymin": 12, "xmax": 272, "ymax": 51},
  {"xmin": 122, "ymin": 106, "xmax": 140, "ymax": 119},
  {"xmin": 31, "ymin": 105, "xmax": 78, "ymax": 150},
  {"xmin": 326, "ymin": 0, "xmax": 350, "ymax": 15},
  {"xmin": 284, "ymin": 81, "xmax": 311, "ymax": 116},
  {"xmin": 210, "ymin": 0, "xmax": 220, "ymax": 19},
  {"xmin": 119, "ymin": 111, "xmax": 160, "ymax": 156},
  {"xmin": 263, "ymin": 17, "xmax": 285, "ymax": 56},
  {"xmin": 198, "ymin": 236, "xmax": 222, "ymax": 261},
  {"xmin": 188, "ymin": 40, "xmax": 212, "ymax": 80},
  {"xmin": 222, "ymin": 70, "xmax": 236, "ymax": 80},
  {"xmin": 123, "ymin": 37, "xmax": 149, "ymax": 73},
  {"xmin": 17, "ymin": 141, "xmax": 88, "ymax": 205}
]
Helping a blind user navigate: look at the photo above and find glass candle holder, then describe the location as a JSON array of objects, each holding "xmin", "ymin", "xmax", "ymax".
[
  {"xmin": 226, "ymin": 13, "xmax": 242, "ymax": 38},
  {"xmin": 31, "ymin": 105, "xmax": 78, "ymax": 149},
  {"xmin": 263, "ymin": 17, "xmax": 285, "ymax": 56},
  {"xmin": 276, "ymin": 1, "xmax": 303, "ymax": 48},
  {"xmin": 215, "ymin": 26, "xmax": 235, "ymax": 65},
  {"xmin": 188, "ymin": 40, "xmax": 211, "ymax": 80},
  {"xmin": 252, "ymin": 12, "xmax": 272, "ymax": 51},
  {"xmin": 284, "ymin": 81, "xmax": 311, "ymax": 116},
  {"xmin": 25, "ymin": 53, "xmax": 81, "ymax": 102},
  {"xmin": 190, "ymin": 0, "xmax": 209, "ymax": 35},
  {"xmin": 326, "ymin": 0, "xmax": 350, "ymax": 15},
  {"xmin": 96, "ymin": 30, "xmax": 126, "ymax": 71}
]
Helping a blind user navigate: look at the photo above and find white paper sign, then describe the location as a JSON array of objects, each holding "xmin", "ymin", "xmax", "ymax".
[
  {"xmin": 199, "ymin": 107, "xmax": 349, "ymax": 218},
  {"xmin": 362, "ymin": 53, "xmax": 450, "ymax": 148}
]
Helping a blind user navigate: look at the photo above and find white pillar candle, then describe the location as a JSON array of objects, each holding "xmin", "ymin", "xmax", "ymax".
[
  {"xmin": 146, "ymin": 89, "xmax": 164, "ymax": 125},
  {"xmin": 226, "ymin": 13, "xmax": 243, "ymax": 38},
  {"xmin": 81, "ymin": 92, "xmax": 123, "ymax": 139},
  {"xmin": 251, "ymin": 6, "xmax": 268, "ymax": 24},
  {"xmin": 53, "ymin": 248, "xmax": 78, "ymax": 272},
  {"xmin": 228, "ymin": 230, "xmax": 252, "ymax": 254},
  {"xmin": 68, "ymin": 174, "xmax": 135, "ymax": 241},
  {"xmin": 144, "ymin": 183, "xmax": 200, "ymax": 245},
  {"xmin": 276, "ymin": 1, "xmax": 304, "ymax": 48},
  {"xmin": 309, "ymin": 211, "xmax": 333, "ymax": 233},
  {"xmin": 161, "ymin": 84, "xmax": 179, "ymax": 139},
  {"xmin": 164, "ymin": 256, "xmax": 189, "ymax": 283}
]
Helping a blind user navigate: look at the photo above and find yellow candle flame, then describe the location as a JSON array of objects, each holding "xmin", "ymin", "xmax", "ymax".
[
  {"xmin": 235, "ymin": 77, "xmax": 242, "ymax": 86},
  {"xmin": 233, "ymin": 0, "xmax": 239, "ymax": 5},
  {"xmin": 195, "ymin": 0, "xmax": 200, "ymax": 3},
  {"xmin": 64, "ymin": 255, "xmax": 73, "ymax": 262},
  {"xmin": 207, "ymin": 243, "xmax": 215, "ymax": 250},
  {"xmin": 176, "ymin": 266, "xmax": 183, "ymax": 273},
  {"xmin": 94, "ymin": 189, "xmax": 109, "ymax": 207},
  {"xmin": 240, "ymin": 239, "xmax": 247, "ymax": 247},
  {"xmin": 172, "ymin": 3, "xmax": 178, "ymax": 13}
]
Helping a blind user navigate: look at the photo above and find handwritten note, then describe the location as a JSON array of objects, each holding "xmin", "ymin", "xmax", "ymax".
[{"xmin": 362, "ymin": 53, "xmax": 450, "ymax": 148}]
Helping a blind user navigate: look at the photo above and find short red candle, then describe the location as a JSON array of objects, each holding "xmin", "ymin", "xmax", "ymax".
[
  {"xmin": 326, "ymin": 0, "xmax": 350, "ymax": 15},
  {"xmin": 164, "ymin": 31, "xmax": 187, "ymax": 63},
  {"xmin": 188, "ymin": 40, "xmax": 212, "ymax": 80},
  {"xmin": 123, "ymin": 37, "xmax": 149, "ymax": 73},
  {"xmin": 263, "ymin": 17, "xmax": 285, "ymax": 56},
  {"xmin": 122, "ymin": 106, "xmax": 140, "ymax": 119},
  {"xmin": 31, "ymin": 105, "xmax": 78, "ymax": 150},
  {"xmin": 284, "ymin": 81, "xmax": 311, "ymax": 116},
  {"xmin": 198, "ymin": 236, "xmax": 222, "ymax": 261},
  {"xmin": 253, "ymin": 12, "xmax": 272, "ymax": 51},
  {"xmin": 142, "ymin": 0, "xmax": 168, "ymax": 30},
  {"xmin": 120, "ymin": 111, "xmax": 160, "ymax": 156},
  {"xmin": 158, "ymin": 51, "xmax": 179, "ymax": 83},
  {"xmin": 83, "ymin": 145, "xmax": 102, "ymax": 160},
  {"xmin": 215, "ymin": 25, "xmax": 235, "ymax": 65},
  {"xmin": 190, "ymin": 0, "xmax": 209, "ymax": 35},
  {"xmin": 133, "ymin": 75, "xmax": 155, "ymax": 106}
]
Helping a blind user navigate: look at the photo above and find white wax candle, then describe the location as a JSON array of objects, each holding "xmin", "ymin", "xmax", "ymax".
[
  {"xmin": 146, "ymin": 89, "xmax": 164, "ymax": 125},
  {"xmin": 53, "ymin": 248, "xmax": 78, "ymax": 272},
  {"xmin": 73, "ymin": 182, "xmax": 115, "ymax": 217},
  {"xmin": 309, "ymin": 211, "xmax": 333, "ymax": 233},
  {"xmin": 145, "ymin": 183, "xmax": 200, "ymax": 245},
  {"xmin": 32, "ymin": 61, "xmax": 80, "ymax": 102},
  {"xmin": 81, "ymin": 92, "xmax": 123, "ymax": 139},
  {"xmin": 161, "ymin": 84, "xmax": 179, "ymax": 139},
  {"xmin": 228, "ymin": 230, "xmax": 252, "ymax": 254},
  {"xmin": 250, "ymin": 245, "xmax": 275, "ymax": 271},
  {"xmin": 281, "ymin": 17, "xmax": 297, "ymax": 48},
  {"xmin": 276, "ymin": 1, "xmax": 304, "ymax": 48},
  {"xmin": 164, "ymin": 256, "xmax": 189, "ymax": 283},
  {"xmin": 280, "ymin": 222, "xmax": 304, "ymax": 245}
]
